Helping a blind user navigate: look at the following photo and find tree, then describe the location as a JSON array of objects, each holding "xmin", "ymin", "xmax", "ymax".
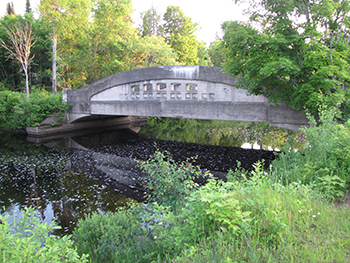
[
  {"xmin": 25, "ymin": 0, "xmax": 32, "ymax": 14},
  {"xmin": 39, "ymin": 0, "xmax": 91, "ymax": 94},
  {"xmin": 197, "ymin": 41, "xmax": 212, "ymax": 66},
  {"xmin": 0, "ymin": 14, "xmax": 52, "ymax": 91},
  {"xmin": 0, "ymin": 20, "xmax": 36, "ymax": 98},
  {"xmin": 39, "ymin": 0, "xmax": 61, "ymax": 95},
  {"xmin": 122, "ymin": 35, "xmax": 178, "ymax": 69},
  {"xmin": 207, "ymin": 39, "xmax": 227, "ymax": 67},
  {"xmin": 139, "ymin": 6, "xmax": 162, "ymax": 37},
  {"xmin": 6, "ymin": 2, "xmax": 15, "ymax": 15},
  {"xmin": 162, "ymin": 6, "xmax": 200, "ymax": 65},
  {"xmin": 223, "ymin": 0, "xmax": 350, "ymax": 115},
  {"xmin": 30, "ymin": 16, "xmax": 52, "ymax": 88},
  {"xmin": 71, "ymin": 0, "xmax": 137, "ymax": 86}
]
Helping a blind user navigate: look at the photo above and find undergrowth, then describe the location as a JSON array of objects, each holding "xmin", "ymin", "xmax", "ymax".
[
  {"xmin": 73, "ymin": 114, "xmax": 350, "ymax": 262},
  {"xmin": 2, "ymin": 108, "xmax": 349, "ymax": 263},
  {"xmin": 0, "ymin": 89, "xmax": 70, "ymax": 130},
  {"xmin": 0, "ymin": 207, "xmax": 88, "ymax": 262},
  {"xmin": 272, "ymin": 108, "xmax": 350, "ymax": 200}
]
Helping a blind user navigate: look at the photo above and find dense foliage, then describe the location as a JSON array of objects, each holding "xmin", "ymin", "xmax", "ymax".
[
  {"xmin": 223, "ymin": 0, "xmax": 350, "ymax": 116},
  {"xmin": 0, "ymin": 207, "xmax": 88, "ymax": 262},
  {"xmin": 0, "ymin": 89, "xmax": 70, "ymax": 129},
  {"xmin": 0, "ymin": 13, "xmax": 51, "ymax": 92},
  {"xmin": 272, "ymin": 108, "xmax": 350, "ymax": 200},
  {"xmin": 73, "ymin": 118, "xmax": 350, "ymax": 261},
  {"xmin": 0, "ymin": 1, "xmax": 216, "ymax": 93}
]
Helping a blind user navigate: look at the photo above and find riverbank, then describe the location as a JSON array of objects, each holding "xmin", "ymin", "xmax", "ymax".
[
  {"xmin": 0, "ymin": 128, "xmax": 27, "ymax": 135},
  {"xmin": 1, "ymin": 109, "xmax": 350, "ymax": 262}
]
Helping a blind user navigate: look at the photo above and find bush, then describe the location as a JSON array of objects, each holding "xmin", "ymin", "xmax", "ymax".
[
  {"xmin": 150, "ymin": 162, "xmax": 310, "ymax": 255},
  {"xmin": 0, "ymin": 207, "xmax": 88, "ymax": 262},
  {"xmin": 73, "ymin": 210, "xmax": 159, "ymax": 263},
  {"xmin": 72, "ymin": 148, "xmax": 350, "ymax": 262},
  {"xmin": 138, "ymin": 150, "xmax": 202, "ymax": 210},
  {"xmin": 0, "ymin": 89, "xmax": 70, "ymax": 130},
  {"xmin": 271, "ymin": 108, "xmax": 350, "ymax": 200}
]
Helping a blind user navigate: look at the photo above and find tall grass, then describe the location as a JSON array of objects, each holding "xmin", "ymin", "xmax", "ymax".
[
  {"xmin": 72, "ymin": 108, "xmax": 350, "ymax": 262},
  {"xmin": 271, "ymin": 108, "xmax": 350, "ymax": 200}
]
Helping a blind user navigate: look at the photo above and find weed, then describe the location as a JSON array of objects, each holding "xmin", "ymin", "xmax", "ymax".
[{"xmin": 0, "ymin": 207, "xmax": 88, "ymax": 262}]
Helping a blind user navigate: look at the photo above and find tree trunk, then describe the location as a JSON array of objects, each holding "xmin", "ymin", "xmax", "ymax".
[
  {"xmin": 25, "ymin": 69, "xmax": 29, "ymax": 98},
  {"xmin": 52, "ymin": 26, "xmax": 57, "ymax": 96}
]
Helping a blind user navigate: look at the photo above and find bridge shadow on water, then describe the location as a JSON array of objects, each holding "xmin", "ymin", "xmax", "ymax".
[
  {"xmin": 0, "ymin": 129, "xmax": 277, "ymax": 236},
  {"xmin": 62, "ymin": 129, "xmax": 277, "ymax": 195}
]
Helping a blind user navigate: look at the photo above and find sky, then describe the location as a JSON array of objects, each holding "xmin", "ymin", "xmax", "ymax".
[{"xmin": 0, "ymin": 0, "xmax": 248, "ymax": 44}]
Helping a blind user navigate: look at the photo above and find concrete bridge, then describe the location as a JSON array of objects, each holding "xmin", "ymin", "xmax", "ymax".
[{"xmin": 63, "ymin": 65, "xmax": 309, "ymax": 131}]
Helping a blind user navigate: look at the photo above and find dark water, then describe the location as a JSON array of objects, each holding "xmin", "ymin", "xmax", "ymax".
[{"xmin": 0, "ymin": 129, "xmax": 276, "ymax": 235}]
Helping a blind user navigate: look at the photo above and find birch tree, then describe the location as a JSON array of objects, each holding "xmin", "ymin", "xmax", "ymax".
[{"xmin": 0, "ymin": 21, "xmax": 35, "ymax": 98}]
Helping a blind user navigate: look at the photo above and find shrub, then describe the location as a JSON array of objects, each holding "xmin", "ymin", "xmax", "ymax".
[
  {"xmin": 0, "ymin": 207, "xmax": 88, "ymax": 262},
  {"xmin": 73, "ymin": 210, "xmax": 159, "ymax": 263},
  {"xmin": 138, "ymin": 150, "xmax": 202, "ymax": 210},
  {"xmin": 72, "ymin": 149, "xmax": 350, "ymax": 262},
  {"xmin": 146, "ymin": 161, "xmax": 320, "ymax": 261},
  {"xmin": 0, "ymin": 89, "xmax": 70, "ymax": 130},
  {"xmin": 271, "ymin": 108, "xmax": 350, "ymax": 200}
]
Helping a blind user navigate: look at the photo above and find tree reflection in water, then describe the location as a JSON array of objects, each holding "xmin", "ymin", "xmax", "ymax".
[{"xmin": 0, "ymin": 121, "xmax": 303, "ymax": 236}]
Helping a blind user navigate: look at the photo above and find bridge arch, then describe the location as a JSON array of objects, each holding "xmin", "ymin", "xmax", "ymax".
[{"xmin": 63, "ymin": 66, "xmax": 309, "ymax": 131}]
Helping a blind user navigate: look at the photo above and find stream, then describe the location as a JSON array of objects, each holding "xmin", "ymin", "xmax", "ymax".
[{"xmin": 0, "ymin": 128, "xmax": 279, "ymax": 235}]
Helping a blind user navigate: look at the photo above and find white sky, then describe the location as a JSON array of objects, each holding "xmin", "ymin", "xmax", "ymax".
[{"xmin": 0, "ymin": 0, "xmax": 248, "ymax": 44}]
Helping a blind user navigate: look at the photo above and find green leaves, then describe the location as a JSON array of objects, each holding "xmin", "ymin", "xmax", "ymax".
[
  {"xmin": 224, "ymin": 0, "xmax": 350, "ymax": 116},
  {"xmin": 272, "ymin": 108, "xmax": 350, "ymax": 200},
  {"xmin": 0, "ymin": 207, "xmax": 88, "ymax": 262},
  {"xmin": 162, "ymin": 6, "xmax": 200, "ymax": 65},
  {"xmin": 0, "ymin": 89, "xmax": 70, "ymax": 130},
  {"xmin": 138, "ymin": 150, "xmax": 201, "ymax": 210},
  {"xmin": 195, "ymin": 179, "xmax": 252, "ymax": 235}
]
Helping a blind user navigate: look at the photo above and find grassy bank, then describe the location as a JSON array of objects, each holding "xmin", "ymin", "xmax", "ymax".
[
  {"xmin": 1, "ymin": 109, "xmax": 349, "ymax": 262},
  {"xmin": 72, "ymin": 109, "xmax": 350, "ymax": 262}
]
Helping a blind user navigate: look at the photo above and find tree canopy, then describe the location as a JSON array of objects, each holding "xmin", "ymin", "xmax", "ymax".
[
  {"xmin": 223, "ymin": 0, "xmax": 350, "ymax": 115},
  {"xmin": 0, "ymin": 1, "xmax": 218, "ymax": 94},
  {"xmin": 162, "ymin": 6, "xmax": 200, "ymax": 65},
  {"xmin": 140, "ymin": 6, "xmax": 162, "ymax": 37}
]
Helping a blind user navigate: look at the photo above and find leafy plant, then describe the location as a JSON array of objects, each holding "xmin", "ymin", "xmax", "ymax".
[
  {"xmin": 318, "ymin": 174, "xmax": 345, "ymax": 201},
  {"xmin": 272, "ymin": 108, "xmax": 350, "ymax": 200},
  {"xmin": 0, "ymin": 89, "xmax": 71, "ymax": 130},
  {"xmin": 0, "ymin": 206, "xmax": 88, "ymax": 262},
  {"xmin": 138, "ymin": 150, "xmax": 202, "ymax": 210},
  {"xmin": 223, "ymin": 1, "xmax": 350, "ymax": 116},
  {"xmin": 73, "ymin": 210, "xmax": 158, "ymax": 263}
]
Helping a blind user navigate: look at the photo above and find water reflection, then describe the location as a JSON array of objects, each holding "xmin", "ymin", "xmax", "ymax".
[
  {"xmin": 139, "ymin": 118, "xmax": 305, "ymax": 151},
  {"xmin": 0, "ymin": 132, "xmax": 141, "ymax": 236},
  {"xmin": 0, "ymin": 129, "xmax": 278, "ymax": 235}
]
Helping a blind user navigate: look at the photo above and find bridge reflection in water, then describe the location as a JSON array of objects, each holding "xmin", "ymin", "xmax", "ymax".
[{"xmin": 15, "ymin": 128, "xmax": 276, "ymax": 235}]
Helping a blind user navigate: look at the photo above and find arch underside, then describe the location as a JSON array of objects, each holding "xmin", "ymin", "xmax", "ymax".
[{"xmin": 65, "ymin": 66, "xmax": 309, "ymax": 132}]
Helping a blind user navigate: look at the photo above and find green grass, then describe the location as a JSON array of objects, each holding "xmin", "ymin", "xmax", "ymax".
[
  {"xmin": 173, "ymin": 181, "xmax": 350, "ymax": 262},
  {"xmin": 73, "ymin": 153, "xmax": 350, "ymax": 263},
  {"xmin": 73, "ymin": 108, "xmax": 350, "ymax": 262}
]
